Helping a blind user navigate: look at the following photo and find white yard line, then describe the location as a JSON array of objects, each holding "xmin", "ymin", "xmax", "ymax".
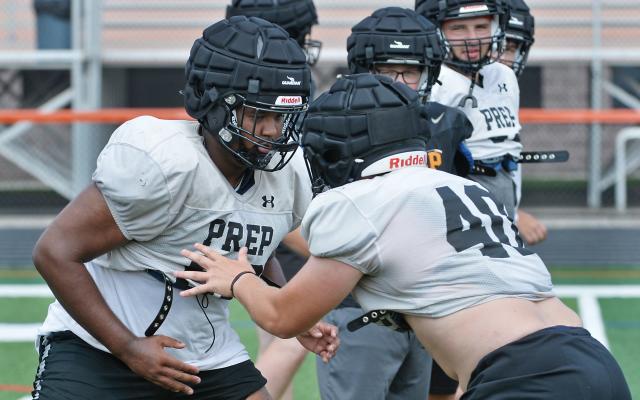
[
  {"xmin": 0, "ymin": 323, "xmax": 40, "ymax": 342},
  {"xmin": 2, "ymin": 284, "xmax": 639, "ymax": 298},
  {"xmin": 0, "ymin": 215, "xmax": 54, "ymax": 229},
  {"xmin": 577, "ymin": 295, "xmax": 610, "ymax": 349},
  {"xmin": 0, "ymin": 285, "xmax": 52, "ymax": 297},
  {"xmin": 552, "ymin": 285, "xmax": 640, "ymax": 351},
  {"xmin": 554, "ymin": 285, "xmax": 640, "ymax": 297},
  {"xmin": 1, "ymin": 284, "xmax": 640, "ymax": 344}
]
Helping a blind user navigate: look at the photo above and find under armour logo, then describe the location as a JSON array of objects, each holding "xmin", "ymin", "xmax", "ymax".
[
  {"xmin": 498, "ymin": 83, "xmax": 508, "ymax": 93},
  {"xmin": 262, "ymin": 195, "xmax": 275, "ymax": 208}
]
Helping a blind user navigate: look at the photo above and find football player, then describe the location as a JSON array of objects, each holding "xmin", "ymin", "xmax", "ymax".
[
  {"xmin": 31, "ymin": 17, "xmax": 338, "ymax": 400},
  {"xmin": 499, "ymin": 0, "xmax": 548, "ymax": 245},
  {"xmin": 416, "ymin": 0, "xmax": 522, "ymax": 219},
  {"xmin": 347, "ymin": 7, "xmax": 473, "ymax": 176},
  {"xmin": 312, "ymin": 7, "xmax": 473, "ymax": 400},
  {"xmin": 500, "ymin": 0, "xmax": 534, "ymax": 78},
  {"xmin": 225, "ymin": 2, "xmax": 323, "ymax": 398},
  {"xmin": 226, "ymin": 0, "xmax": 321, "ymax": 66},
  {"xmin": 177, "ymin": 74, "xmax": 632, "ymax": 400}
]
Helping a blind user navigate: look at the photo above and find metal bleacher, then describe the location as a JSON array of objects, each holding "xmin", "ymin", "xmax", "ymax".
[{"xmin": 0, "ymin": 0, "xmax": 640, "ymax": 208}]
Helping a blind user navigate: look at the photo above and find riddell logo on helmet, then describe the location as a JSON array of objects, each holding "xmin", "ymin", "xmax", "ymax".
[
  {"xmin": 275, "ymin": 96, "xmax": 303, "ymax": 106},
  {"xmin": 360, "ymin": 151, "xmax": 428, "ymax": 177},
  {"xmin": 282, "ymin": 76, "xmax": 302, "ymax": 86},
  {"xmin": 389, "ymin": 154, "xmax": 427, "ymax": 169},
  {"xmin": 390, "ymin": 40, "xmax": 410, "ymax": 49},
  {"xmin": 459, "ymin": 5, "xmax": 489, "ymax": 14}
]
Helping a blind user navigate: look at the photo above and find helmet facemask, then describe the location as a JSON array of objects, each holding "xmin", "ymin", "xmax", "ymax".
[
  {"xmin": 501, "ymin": 37, "xmax": 529, "ymax": 76},
  {"xmin": 304, "ymin": 38, "xmax": 323, "ymax": 66},
  {"xmin": 500, "ymin": 0, "xmax": 535, "ymax": 77},
  {"xmin": 216, "ymin": 93, "xmax": 308, "ymax": 171}
]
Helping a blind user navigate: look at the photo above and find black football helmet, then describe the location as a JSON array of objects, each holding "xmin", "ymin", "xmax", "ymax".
[
  {"xmin": 302, "ymin": 74, "xmax": 429, "ymax": 193},
  {"xmin": 347, "ymin": 7, "xmax": 448, "ymax": 100},
  {"xmin": 415, "ymin": 0, "xmax": 509, "ymax": 74},
  {"xmin": 183, "ymin": 17, "xmax": 311, "ymax": 171},
  {"xmin": 502, "ymin": 0, "xmax": 534, "ymax": 77},
  {"xmin": 226, "ymin": 0, "xmax": 322, "ymax": 65}
]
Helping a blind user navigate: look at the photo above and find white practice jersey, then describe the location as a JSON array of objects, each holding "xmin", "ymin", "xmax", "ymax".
[
  {"xmin": 302, "ymin": 166, "xmax": 553, "ymax": 318},
  {"xmin": 430, "ymin": 63, "xmax": 522, "ymax": 160},
  {"xmin": 40, "ymin": 116, "xmax": 312, "ymax": 370}
]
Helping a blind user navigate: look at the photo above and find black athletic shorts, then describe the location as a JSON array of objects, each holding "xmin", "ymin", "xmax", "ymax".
[
  {"xmin": 462, "ymin": 326, "xmax": 631, "ymax": 400},
  {"xmin": 31, "ymin": 331, "xmax": 267, "ymax": 400},
  {"xmin": 276, "ymin": 244, "xmax": 306, "ymax": 281},
  {"xmin": 430, "ymin": 360, "xmax": 459, "ymax": 395}
]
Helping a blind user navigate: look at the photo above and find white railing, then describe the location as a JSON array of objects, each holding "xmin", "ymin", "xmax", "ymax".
[{"xmin": 615, "ymin": 128, "xmax": 640, "ymax": 211}]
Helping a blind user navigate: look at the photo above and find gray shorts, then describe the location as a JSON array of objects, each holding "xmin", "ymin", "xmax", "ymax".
[
  {"xmin": 316, "ymin": 307, "xmax": 432, "ymax": 400},
  {"xmin": 468, "ymin": 169, "xmax": 517, "ymax": 218}
]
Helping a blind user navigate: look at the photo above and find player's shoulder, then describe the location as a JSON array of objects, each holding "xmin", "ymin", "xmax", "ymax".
[
  {"xmin": 424, "ymin": 102, "xmax": 472, "ymax": 138},
  {"xmin": 434, "ymin": 64, "xmax": 468, "ymax": 87},
  {"xmin": 424, "ymin": 101, "xmax": 466, "ymax": 119},
  {"xmin": 431, "ymin": 65, "xmax": 472, "ymax": 100},
  {"xmin": 279, "ymin": 148, "xmax": 307, "ymax": 176},
  {"xmin": 104, "ymin": 116, "xmax": 201, "ymax": 174},
  {"xmin": 310, "ymin": 186, "xmax": 350, "ymax": 210},
  {"xmin": 481, "ymin": 62, "xmax": 518, "ymax": 85},
  {"xmin": 109, "ymin": 116, "xmax": 200, "ymax": 151},
  {"xmin": 263, "ymin": 148, "xmax": 311, "ymax": 193}
]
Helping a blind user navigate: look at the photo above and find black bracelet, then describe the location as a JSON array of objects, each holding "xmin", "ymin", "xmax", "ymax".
[{"xmin": 230, "ymin": 271, "xmax": 256, "ymax": 298}]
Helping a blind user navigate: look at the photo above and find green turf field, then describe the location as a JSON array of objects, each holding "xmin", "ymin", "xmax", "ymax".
[{"xmin": 0, "ymin": 267, "xmax": 639, "ymax": 400}]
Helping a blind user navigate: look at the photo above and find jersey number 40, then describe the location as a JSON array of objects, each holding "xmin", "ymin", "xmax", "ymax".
[{"xmin": 436, "ymin": 185, "xmax": 533, "ymax": 259}]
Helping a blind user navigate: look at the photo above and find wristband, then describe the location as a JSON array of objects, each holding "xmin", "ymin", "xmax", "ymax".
[{"xmin": 230, "ymin": 271, "xmax": 256, "ymax": 298}]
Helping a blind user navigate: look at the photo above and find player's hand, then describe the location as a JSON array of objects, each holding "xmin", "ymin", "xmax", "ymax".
[
  {"xmin": 516, "ymin": 210, "xmax": 548, "ymax": 245},
  {"xmin": 176, "ymin": 244, "xmax": 254, "ymax": 298},
  {"xmin": 117, "ymin": 335, "xmax": 200, "ymax": 395},
  {"xmin": 296, "ymin": 321, "xmax": 340, "ymax": 363}
]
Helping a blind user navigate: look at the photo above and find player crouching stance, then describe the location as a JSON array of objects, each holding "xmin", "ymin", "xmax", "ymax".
[{"xmin": 176, "ymin": 74, "xmax": 631, "ymax": 399}]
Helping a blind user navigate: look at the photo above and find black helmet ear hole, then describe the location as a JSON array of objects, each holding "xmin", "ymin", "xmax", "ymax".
[
  {"xmin": 195, "ymin": 86, "xmax": 203, "ymax": 98},
  {"xmin": 323, "ymin": 147, "xmax": 342, "ymax": 163}
]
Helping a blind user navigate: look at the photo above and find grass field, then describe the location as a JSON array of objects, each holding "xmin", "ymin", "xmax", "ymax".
[{"xmin": 1, "ymin": 267, "xmax": 639, "ymax": 400}]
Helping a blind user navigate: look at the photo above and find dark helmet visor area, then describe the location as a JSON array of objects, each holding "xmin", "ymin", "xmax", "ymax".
[{"xmin": 217, "ymin": 93, "xmax": 308, "ymax": 171}]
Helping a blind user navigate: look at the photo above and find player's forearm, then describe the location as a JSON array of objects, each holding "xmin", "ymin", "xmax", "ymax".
[
  {"xmin": 233, "ymin": 274, "xmax": 312, "ymax": 338},
  {"xmin": 33, "ymin": 238, "xmax": 136, "ymax": 356},
  {"xmin": 282, "ymin": 227, "xmax": 310, "ymax": 258}
]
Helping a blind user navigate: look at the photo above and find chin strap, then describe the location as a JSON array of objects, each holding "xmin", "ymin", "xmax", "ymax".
[{"xmin": 458, "ymin": 77, "xmax": 478, "ymax": 108}]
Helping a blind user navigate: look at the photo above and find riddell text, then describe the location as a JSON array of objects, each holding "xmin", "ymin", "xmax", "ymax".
[{"xmin": 389, "ymin": 154, "xmax": 427, "ymax": 169}]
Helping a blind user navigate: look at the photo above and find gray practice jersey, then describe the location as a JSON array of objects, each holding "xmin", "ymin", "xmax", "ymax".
[
  {"xmin": 302, "ymin": 166, "xmax": 553, "ymax": 318},
  {"xmin": 430, "ymin": 63, "xmax": 522, "ymax": 161},
  {"xmin": 40, "ymin": 116, "xmax": 312, "ymax": 370}
]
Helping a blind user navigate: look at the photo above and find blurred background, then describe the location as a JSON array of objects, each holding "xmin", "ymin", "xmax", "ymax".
[{"xmin": 0, "ymin": 2, "xmax": 639, "ymax": 399}]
